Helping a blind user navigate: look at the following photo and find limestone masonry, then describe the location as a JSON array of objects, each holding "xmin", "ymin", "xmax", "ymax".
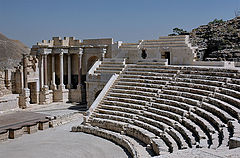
[{"xmin": 0, "ymin": 35, "xmax": 240, "ymax": 157}]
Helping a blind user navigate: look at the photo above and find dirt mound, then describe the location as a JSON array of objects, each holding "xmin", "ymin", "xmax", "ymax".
[{"xmin": 0, "ymin": 33, "xmax": 30, "ymax": 70}]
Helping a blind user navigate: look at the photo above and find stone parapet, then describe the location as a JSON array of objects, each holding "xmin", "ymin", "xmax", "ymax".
[{"xmin": 72, "ymin": 125, "xmax": 138, "ymax": 158}]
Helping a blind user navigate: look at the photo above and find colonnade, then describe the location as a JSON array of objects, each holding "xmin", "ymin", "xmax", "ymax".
[{"xmin": 39, "ymin": 48, "xmax": 83, "ymax": 91}]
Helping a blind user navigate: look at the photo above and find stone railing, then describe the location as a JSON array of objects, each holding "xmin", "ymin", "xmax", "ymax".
[
  {"xmin": 85, "ymin": 74, "xmax": 119, "ymax": 119},
  {"xmin": 87, "ymin": 60, "xmax": 101, "ymax": 75},
  {"xmin": 72, "ymin": 125, "xmax": 138, "ymax": 158},
  {"xmin": 137, "ymin": 59, "xmax": 168, "ymax": 65},
  {"xmin": 191, "ymin": 61, "xmax": 234, "ymax": 67}
]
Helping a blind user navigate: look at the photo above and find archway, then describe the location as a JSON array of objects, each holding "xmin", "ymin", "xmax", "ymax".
[{"xmin": 87, "ymin": 56, "xmax": 99, "ymax": 72}]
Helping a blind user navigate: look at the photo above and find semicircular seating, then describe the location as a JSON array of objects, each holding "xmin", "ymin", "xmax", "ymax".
[{"xmin": 83, "ymin": 63, "xmax": 240, "ymax": 157}]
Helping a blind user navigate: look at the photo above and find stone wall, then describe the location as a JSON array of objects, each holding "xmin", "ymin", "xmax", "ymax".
[{"xmin": 0, "ymin": 70, "xmax": 12, "ymax": 97}]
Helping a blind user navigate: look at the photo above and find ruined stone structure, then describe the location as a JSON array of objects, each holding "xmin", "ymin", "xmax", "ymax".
[
  {"xmin": 0, "ymin": 35, "xmax": 240, "ymax": 157},
  {"xmin": 0, "ymin": 35, "xmax": 198, "ymax": 109},
  {"xmin": 75, "ymin": 63, "xmax": 240, "ymax": 157}
]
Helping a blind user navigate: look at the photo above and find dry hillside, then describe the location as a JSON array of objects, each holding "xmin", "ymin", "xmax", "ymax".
[{"xmin": 0, "ymin": 33, "xmax": 30, "ymax": 70}]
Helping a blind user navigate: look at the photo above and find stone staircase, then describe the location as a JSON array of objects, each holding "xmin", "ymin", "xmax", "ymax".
[
  {"xmin": 93, "ymin": 58, "xmax": 126, "ymax": 75},
  {"xmin": 74, "ymin": 62, "xmax": 240, "ymax": 157}
]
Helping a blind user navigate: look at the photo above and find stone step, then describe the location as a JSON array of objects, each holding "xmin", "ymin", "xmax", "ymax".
[
  {"xmin": 111, "ymin": 88, "xmax": 156, "ymax": 98},
  {"xmin": 126, "ymin": 68, "xmax": 178, "ymax": 74},
  {"xmin": 121, "ymin": 74, "xmax": 173, "ymax": 81},
  {"xmin": 105, "ymin": 96, "xmax": 147, "ymax": 106},
  {"xmin": 96, "ymin": 105, "xmax": 187, "ymax": 151},
  {"xmin": 94, "ymin": 70, "xmax": 122, "ymax": 74},
  {"xmin": 124, "ymin": 71, "xmax": 176, "ymax": 78},
  {"xmin": 96, "ymin": 67, "xmax": 123, "ymax": 71},
  {"xmin": 99, "ymin": 64, "xmax": 125, "ymax": 68},
  {"xmin": 114, "ymin": 84, "xmax": 159, "ymax": 93}
]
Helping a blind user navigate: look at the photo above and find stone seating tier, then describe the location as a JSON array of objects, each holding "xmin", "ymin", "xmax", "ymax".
[
  {"xmin": 71, "ymin": 125, "xmax": 139, "ymax": 158},
  {"xmin": 83, "ymin": 63, "xmax": 240, "ymax": 156}
]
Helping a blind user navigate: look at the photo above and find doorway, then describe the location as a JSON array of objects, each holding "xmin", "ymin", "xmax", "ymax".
[
  {"xmin": 28, "ymin": 82, "xmax": 37, "ymax": 104},
  {"xmin": 164, "ymin": 52, "xmax": 170, "ymax": 65}
]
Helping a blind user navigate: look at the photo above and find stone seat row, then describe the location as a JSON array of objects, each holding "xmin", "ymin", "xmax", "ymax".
[
  {"xmin": 102, "ymin": 91, "xmax": 220, "ymax": 148},
  {"xmin": 115, "ymin": 78, "xmax": 238, "ymax": 128},
  {"xmin": 94, "ymin": 101, "xmax": 208, "ymax": 152},
  {"xmin": 95, "ymin": 105, "xmax": 191, "ymax": 149},
  {"xmin": 169, "ymin": 80, "xmax": 240, "ymax": 116},
  {"xmin": 85, "ymin": 64, "xmax": 240, "ymax": 156},
  {"xmin": 94, "ymin": 102, "xmax": 182, "ymax": 151},
  {"xmin": 90, "ymin": 116, "xmax": 172, "ymax": 154},
  {"xmin": 71, "ymin": 125, "xmax": 139, "ymax": 158},
  {"xmin": 120, "ymin": 72, "xmax": 240, "ymax": 116},
  {"xmin": 116, "ymin": 76, "xmax": 235, "ymax": 127},
  {"xmin": 129, "ymin": 64, "xmax": 239, "ymax": 73},
  {"xmin": 101, "ymin": 93, "xmax": 208, "ymax": 145},
  {"xmin": 119, "ymin": 73, "xmax": 240, "ymax": 119},
  {"xmin": 117, "ymin": 74, "xmax": 237, "ymax": 137},
  {"xmin": 141, "ymin": 40, "xmax": 186, "ymax": 44}
]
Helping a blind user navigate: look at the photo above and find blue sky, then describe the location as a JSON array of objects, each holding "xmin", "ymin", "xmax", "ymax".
[{"xmin": 0, "ymin": 0, "xmax": 239, "ymax": 47}]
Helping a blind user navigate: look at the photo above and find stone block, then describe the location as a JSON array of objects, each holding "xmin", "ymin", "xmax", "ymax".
[
  {"xmin": 53, "ymin": 89, "xmax": 69, "ymax": 102},
  {"xmin": 19, "ymin": 88, "xmax": 30, "ymax": 109},
  {"xmin": 8, "ymin": 127, "xmax": 24, "ymax": 139},
  {"xmin": 0, "ymin": 130, "xmax": 9, "ymax": 141},
  {"xmin": 69, "ymin": 89, "xmax": 82, "ymax": 102},
  {"xmin": 229, "ymin": 137, "xmax": 240, "ymax": 149},
  {"xmin": 25, "ymin": 124, "xmax": 38, "ymax": 134},
  {"xmin": 38, "ymin": 121, "xmax": 49, "ymax": 130}
]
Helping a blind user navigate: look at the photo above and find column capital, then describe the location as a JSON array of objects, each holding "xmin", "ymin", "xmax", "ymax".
[{"xmin": 59, "ymin": 52, "xmax": 64, "ymax": 56}]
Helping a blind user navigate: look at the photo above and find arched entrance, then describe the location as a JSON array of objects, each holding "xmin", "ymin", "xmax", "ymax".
[{"xmin": 87, "ymin": 56, "xmax": 99, "ymax": 71}]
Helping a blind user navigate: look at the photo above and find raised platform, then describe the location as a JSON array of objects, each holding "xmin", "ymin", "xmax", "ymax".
[{"xmin": 0, "ymin": 111, "xmax": 49, "ymax": 140}]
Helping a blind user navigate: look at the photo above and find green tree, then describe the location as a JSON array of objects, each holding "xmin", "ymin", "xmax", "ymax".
[
  {"xmin": 169, "ymin": 28, "xmax": 189, "ymax": 36},
  {"xmin": 208, "ymin": 19, "xmax": 224, "ymax": 25}
]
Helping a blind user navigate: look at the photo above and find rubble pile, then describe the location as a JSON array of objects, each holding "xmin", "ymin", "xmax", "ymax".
[{"xmin": 190, "ymin": 17, "xmax": 240, "ymax": 61}]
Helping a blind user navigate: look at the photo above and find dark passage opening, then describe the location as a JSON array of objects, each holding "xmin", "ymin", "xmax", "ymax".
[{"xmin": 165, "ymin": 52, "xmax": 170, "ymax": 65}]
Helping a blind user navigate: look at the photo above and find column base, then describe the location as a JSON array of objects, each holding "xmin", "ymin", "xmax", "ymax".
[
  {"xmin": 53, "ymin": 88, "xmax": 69, "ymax": 102},
  {"xmin": 50, "ymin": 84, "xmax": 57, "ymax": 90},
  {"xmin": 39, "ymin": 86, "xmax": 52, "ymax": 104},
  {"xmin": 77, "ymin": 84, "xmax": 82, "ymax": 90},
  {"xmin": 58, "ymin": 84, "xmax": 65, "ymax": 91},
  {"xmin": 67, "ymin": 84, "xmax": 72, "ymax": 89}
]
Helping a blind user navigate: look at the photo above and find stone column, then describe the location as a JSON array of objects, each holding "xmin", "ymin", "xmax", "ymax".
[
  {"xmin": 23, "ymin": 54, "xmax": 28, "ymax": 88},
  {"xmin": 59, "ymin": 52, "xmax": 65, "ymax": 90},
  {"xmin": 43, "ymin": 54, "xmax": 48, "ymax": 87},
  {"xmin": 51, "ymin": 54, "xmax": 56, "ymax": 90},
  {"xmin": 19, "ymin": 54, "xmax": 30, "ymax": 109},
  {"xmin": 67, "ymin": 54, "xmax": 72, "ymax": 89},
  {"xmin": 77, "ymin": 50, "xmax": 83, "ymax": 89},
  {"xmin": 40, "ymin": 55, "xmax": 44, "ymax": 90}
]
